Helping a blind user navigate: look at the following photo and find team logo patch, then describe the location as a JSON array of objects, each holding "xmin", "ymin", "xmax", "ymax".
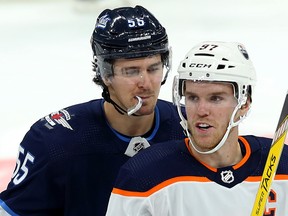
[
  {"xmin": 44, "ymin": 109, "xmax": 73, "ymax": 130},
  {"xmin": 220, "ymin": 170, "xmax": 234, "ymax": 184},
  {"xmin": 96, "ymin": 14, "xmax": 110, "ymax": 29},
  {"xmin": 125, "ymin": 137, "xmax": 150, "ymax": 157}
]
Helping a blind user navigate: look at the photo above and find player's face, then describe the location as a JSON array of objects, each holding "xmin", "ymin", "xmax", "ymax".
[
  {"xmin": 107, "ymin": 54, "xmax": 164, "ymax": 115},
  {"xmin": 184, "ymin": 81, "xmax": 238, "ymax": 152}
]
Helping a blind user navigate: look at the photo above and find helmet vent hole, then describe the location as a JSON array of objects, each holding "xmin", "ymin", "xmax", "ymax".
[
  {"xmin": 195, "ymin": 53, "xmax": 214, "ymax": 57},
  {"xmin": 182, "ymin": 62, "xmax": 186, "ymax": 68},
  {"xmin": 206, "ymin": 73, "xmax": 210, "ymax": 77},
  {"xmin": 242, "ymin": 85, "xmax": 247, "ymax": 94},
  {"xmin": 222, "ymin": 58, "xmax": 229, "ymax": 61},
  {"xmin": 217, "ymin": 64, "xmax": 225, "ymax": 70},
  {"xmin": 189, "ymin": 72, "xmax": 192, "ymax": 76},
  {"xmin": 228, "ymin": 65, "xmax": 235, "ymax": 68}
]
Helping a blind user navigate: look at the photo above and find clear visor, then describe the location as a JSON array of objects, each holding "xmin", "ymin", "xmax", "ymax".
[{"xmin": 111, "ymin": 54, "xmax": 168, "ymax": 84}]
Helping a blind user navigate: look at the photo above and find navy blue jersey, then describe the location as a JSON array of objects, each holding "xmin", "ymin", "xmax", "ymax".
[
  {"xmin": 0, "ymin": 99, "xmax": 185, "ymax": 216},
  {"xmin": 106, "ymin": 136, "xmax": 288, "ymax": 215}
]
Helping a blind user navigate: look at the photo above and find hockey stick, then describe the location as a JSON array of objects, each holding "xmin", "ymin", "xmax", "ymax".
[{"xmin": 251, "ymin": 90, "xmax": 288, "ymax": 216}]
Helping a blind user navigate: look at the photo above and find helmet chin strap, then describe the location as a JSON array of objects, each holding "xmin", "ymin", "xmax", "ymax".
[{"xmin": 102, "ymin": 87, "xmax": 143, "ymax": 116}]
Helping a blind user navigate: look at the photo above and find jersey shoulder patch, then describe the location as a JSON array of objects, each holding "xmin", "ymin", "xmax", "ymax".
[{"xmin": 43, "ymin": 109, "xmax": 73, "ymax": 130}]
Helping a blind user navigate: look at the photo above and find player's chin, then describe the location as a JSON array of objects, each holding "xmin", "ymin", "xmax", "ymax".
[
  {"xmin": 136, "ymin": 105, "xmax": 155, "ymax": 116},
  {"xmin": 193, "ymin": 136, "xmax": 214, "ymax": 147}
]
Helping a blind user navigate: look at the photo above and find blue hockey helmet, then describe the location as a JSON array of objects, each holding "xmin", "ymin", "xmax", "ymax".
[{"xmin": 91, "ymin": 5, "xmax": 170, "ymax": 84}]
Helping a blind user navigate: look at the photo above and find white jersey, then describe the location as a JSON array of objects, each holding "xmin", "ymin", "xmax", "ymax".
[{"xmin": 106, "ymin": 136, "xmax": 288, "ymax": 216}]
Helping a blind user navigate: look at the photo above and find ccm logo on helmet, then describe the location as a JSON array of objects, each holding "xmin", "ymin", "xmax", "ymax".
[{"xmin": 189, "ymin": 63, "xmax": 212, "ymax": 68}]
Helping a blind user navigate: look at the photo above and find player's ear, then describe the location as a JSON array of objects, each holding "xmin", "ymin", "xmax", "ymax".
[
  {"xmin": 240, "ymin": 99, "xmax": 251, "ymax": 114},
  {"xmin": 102, "ymin": 76, "xmax": 112, "ymax": 86},
  {"xmin": 235, "ymin": 100, "xmax": 251, "ymax": 122}
]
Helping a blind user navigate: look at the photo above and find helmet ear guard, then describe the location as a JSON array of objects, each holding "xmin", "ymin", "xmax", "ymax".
[
  {"xmin": 92, "ymin": 56, "xmax": 114, "ymax": 87},
  {"xmin": 160, "ymin": 48, "xmax": 172, "ymax": 85}
]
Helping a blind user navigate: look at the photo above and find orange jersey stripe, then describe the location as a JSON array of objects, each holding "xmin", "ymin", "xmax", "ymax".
[
  {"xmin": 112, "ymin": 176, "xmax": 210, "ymax": 197},
  {"xmin": 233, "ymin": 136, "xmax": 251, "ymax": 169},
  {"xmin": 185, "ymin": 136, "xmax": 252, "ymax": 171},
  {"xmin": 113, "ymin": 174, "xmax": 288, "ymax": 197},
  {"xmin": 246, "ymin": 174, "xmax": 288, "ymax": 182}
]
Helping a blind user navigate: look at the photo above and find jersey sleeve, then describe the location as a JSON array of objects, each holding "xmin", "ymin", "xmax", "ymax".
[{"xmin": 0, "ymin": 119, "xmax": 69, "ymax": 216}]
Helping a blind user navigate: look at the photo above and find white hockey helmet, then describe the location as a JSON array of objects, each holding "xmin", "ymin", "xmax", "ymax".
[{"xmin": 173, "ymin": 41, "xmax": 257, "ymax": 154}]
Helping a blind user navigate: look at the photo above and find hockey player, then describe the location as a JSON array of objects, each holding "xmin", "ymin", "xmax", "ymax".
[
  {"xmin": 0, "ymin": 6, "xmax": 185, "ymax": 216},
  {"xmin": 105, "ymin": 41, "xmax": 288, "ymax": 215}
]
